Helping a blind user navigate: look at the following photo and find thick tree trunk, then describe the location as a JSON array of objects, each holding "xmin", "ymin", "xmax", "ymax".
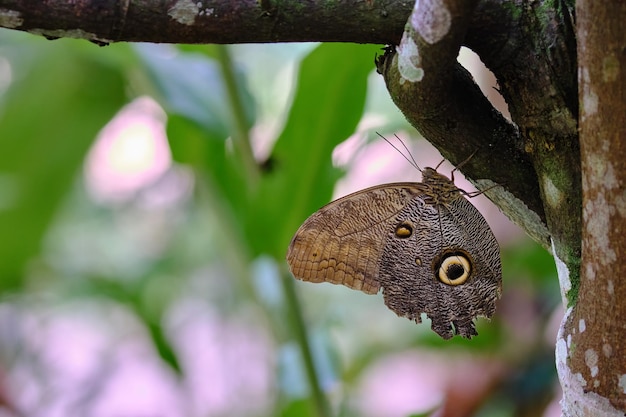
[{"xmin": 555, "ymin": 1, "xmax": 626, "ymax": 415}]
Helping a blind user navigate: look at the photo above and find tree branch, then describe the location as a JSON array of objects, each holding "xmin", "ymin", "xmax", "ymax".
[
  {"xmin": 469, "ymin": 0, "xmax": 581, "ymax": 299},
  {"xmin": 0, "ymin": 0, "xmax": 410, "ymax": 44},
  {"xmin": 376, "ymin": 0, "xmax": 554, "ymax": 249}
]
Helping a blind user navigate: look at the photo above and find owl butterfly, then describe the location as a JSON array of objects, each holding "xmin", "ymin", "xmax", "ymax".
[{"xmin": 286, "ymin": 139, "xmax": 502, "ymax": 339}]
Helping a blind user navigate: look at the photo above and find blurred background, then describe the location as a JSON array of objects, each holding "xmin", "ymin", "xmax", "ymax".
[{"xmin": 0, "ymin": 30, "xmax": 561, "ymax": 417}]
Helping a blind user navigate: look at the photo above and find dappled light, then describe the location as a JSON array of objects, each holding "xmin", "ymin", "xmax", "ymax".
[{"xmin": 84, "ymin": 97, "xmax": 172, "ymax": 204}]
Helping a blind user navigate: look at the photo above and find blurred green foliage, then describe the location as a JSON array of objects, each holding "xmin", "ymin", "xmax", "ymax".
[
  {"xmin": 0, "ymin": 29, "xmax": 561, "ymax": 417},
  {"xmin": 0, "ymin": 35, "xmax": 127, "ymax": 290}
]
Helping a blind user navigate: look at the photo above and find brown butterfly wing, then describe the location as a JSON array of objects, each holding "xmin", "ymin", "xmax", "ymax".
[
  {"xmin": 377, "ymin": 195, "xmax": 502, "ymax": 339},
  {"xmin": 286, "ymin": 183, "xmax": 427, "ymax": 295}
]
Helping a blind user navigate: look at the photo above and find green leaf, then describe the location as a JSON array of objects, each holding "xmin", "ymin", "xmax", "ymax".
[
  {"xmin": 137, "ymin": 45, "xmax": 255, "ymax": 140},
  {"xmin": 75, "ymin": 275, "xmax": 182, "ymax": 375},
  {"xmin": 0, "ymin": 35, "xmax": 128, "ymax": 291},
  {"xmin": 152, "ymin": 45, "xmax": 258, "ymax": 241},
  {"xmin": 407, "ymin": 413, "xmax": 433, "ymax": 417},
  {"xmin": 144, "ymin": 317, "xmax": 182, "ymax": 375},
  {"xmin": 165, "ymin": 114, "xmax": 249, "ymax": 237},
  {"xmin": 279, "ymin": 398, "xmax": 316, "ymax": 417},
  {"xmin": 251, "ymin": 43, "xmax": 380, "ymax": 258},
  {"xmin": 163, "ymin": 43, "xmax": 379, "ymax": 260}
]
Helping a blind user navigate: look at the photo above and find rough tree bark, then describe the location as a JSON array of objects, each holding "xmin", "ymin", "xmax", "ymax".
[
  {"xmin": 556, "ymin": 1, "xmax": 626, "ymax": 415},
  {"xmin": 1, "ymin": 0, "xmax": 624, "ymax": 415}
]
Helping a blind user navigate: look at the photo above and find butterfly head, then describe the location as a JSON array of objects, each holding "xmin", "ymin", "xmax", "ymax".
[
  {"xmin": 421, "ymin": 167, "xmax": 462, "ymax": 204},
  {"xmin": 421, "ymin": 167, "xmax": 451, "ymax": 182}
]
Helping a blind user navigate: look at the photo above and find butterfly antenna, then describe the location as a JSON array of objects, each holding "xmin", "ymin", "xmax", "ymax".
[
  {"xmin": 393, "ymin": 133, "xmax": 421, "ymax": 172},
  {"xmin": 376, "ymin": 132, "xmax": 422, "ymax": 172}
]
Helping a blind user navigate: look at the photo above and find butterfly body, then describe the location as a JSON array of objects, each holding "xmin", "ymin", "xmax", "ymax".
[{"xmin": 286, "ymin": 167, "xmax": 502, "ymax": 339}]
